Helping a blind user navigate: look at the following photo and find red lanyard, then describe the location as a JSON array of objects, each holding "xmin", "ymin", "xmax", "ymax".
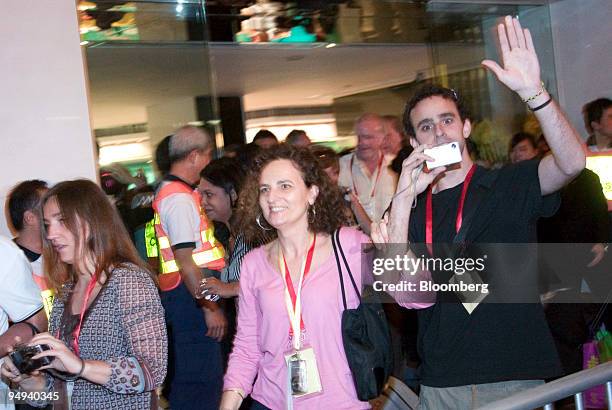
[
  {"xmin": 425, "ymin": 165, "xmax": 476, "ymax": 253},
  {"xmin": 72, "ymin": 275, "xmax": 98, "ymax": 356},
  {"xmin": 280, "ymin": 234, "xmax": 317, "ymax": 334},
  {"xmin": 350, "ymin": 153, "xmax": 384, "ymax": 198}
]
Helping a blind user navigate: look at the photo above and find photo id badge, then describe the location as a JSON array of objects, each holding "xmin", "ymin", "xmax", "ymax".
[{"xmin": 284, "ymin": 347, "xmax": 322, "ymax": 398}]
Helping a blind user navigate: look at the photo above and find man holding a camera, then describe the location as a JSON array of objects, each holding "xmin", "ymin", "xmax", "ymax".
[{"xmin": 373, "ymin": 16, "xmax": 586, "ymax": 409}]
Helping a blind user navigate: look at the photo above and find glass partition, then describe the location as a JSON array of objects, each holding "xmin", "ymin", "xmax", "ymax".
[
  {"xmin": 80, "ymin": 0, "xmax": 222, "ymax": 177},
  {"xmin": 81, "ymin": 0, "xmax": 559, "ymax": 168},
  {"xmin": 78, "ymin": 0, "xmax": 206, "ymax": 43}
]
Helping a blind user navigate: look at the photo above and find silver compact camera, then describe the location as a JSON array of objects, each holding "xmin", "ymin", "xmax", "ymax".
[{"xmin": 424, "ymin": 142, "xmax": 462, "ymax": 169}]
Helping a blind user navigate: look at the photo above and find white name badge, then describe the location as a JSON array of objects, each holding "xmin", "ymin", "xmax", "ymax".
[{"xmin": 284, "ymin": 347, "xmax": 322, "ymax": 398}]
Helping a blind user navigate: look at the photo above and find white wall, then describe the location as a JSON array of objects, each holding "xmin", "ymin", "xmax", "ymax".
[
  {"xmin": 0, "ymin": 1, "xmax": 97, "ymax": 236},
  {"xmin": 550, "ymin": 0, "xmax": 612, "ymax": 138}
]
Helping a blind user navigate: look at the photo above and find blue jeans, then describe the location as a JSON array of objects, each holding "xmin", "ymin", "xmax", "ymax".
[
  {"xmin": 418, "ymin": 380, "xmax": 544, "ymax": 410},
  {"xmin": 161, "ymin": 282, "xmax": 223, "ymax": 410}
]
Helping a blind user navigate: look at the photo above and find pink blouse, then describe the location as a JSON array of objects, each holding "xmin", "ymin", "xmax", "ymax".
[{"xmin": 224, "ymin": 227, "xmax": 430, "ymax": 409}]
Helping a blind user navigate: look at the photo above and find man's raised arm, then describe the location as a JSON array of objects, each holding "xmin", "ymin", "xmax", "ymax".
[{"xmin": 482, "ymin": 16, "xmax": 585, "ymax": 195}]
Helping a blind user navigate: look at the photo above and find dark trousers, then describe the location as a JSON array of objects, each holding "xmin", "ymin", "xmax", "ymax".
[
  {"xmin": 250, "ymin": 400, "xmax": 271, "ymax": 410},
  {"xmin": 161, "ymin": 282, "xmax": 223, "ymax": 410}
]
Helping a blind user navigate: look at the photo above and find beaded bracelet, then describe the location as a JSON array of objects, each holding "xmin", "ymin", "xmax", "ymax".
[{"xmin": 522, "ymin": 81, "xmax": 546, "ymax": 103}]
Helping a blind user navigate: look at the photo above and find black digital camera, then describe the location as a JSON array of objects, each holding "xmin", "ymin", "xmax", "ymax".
[{"xmin": 9, "ymin": 344, "xmax": 52, "ymax": 374}]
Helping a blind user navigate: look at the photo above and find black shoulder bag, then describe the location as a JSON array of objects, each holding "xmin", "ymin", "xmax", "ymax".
[{"xmin": 332, "ymin": 229, "xmax": 393, "ymax": 401}]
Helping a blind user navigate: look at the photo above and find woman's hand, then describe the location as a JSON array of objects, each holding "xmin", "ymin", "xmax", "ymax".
[
  {"xmin": 29, "ymin": 333, "xmax": 83, "ymax": 375},
  {"xmin": 199, "ymin": 277, "xmax": 239, "ymax": 298},
  {"xmin": 0, "ymin": 348, "xmax": 47, "ymax": 392}
]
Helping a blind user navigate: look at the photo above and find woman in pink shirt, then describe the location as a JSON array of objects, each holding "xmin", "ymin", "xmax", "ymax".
[{"xmin": 221, "ymin": 144, "xmax": 374, "ymax": 410}]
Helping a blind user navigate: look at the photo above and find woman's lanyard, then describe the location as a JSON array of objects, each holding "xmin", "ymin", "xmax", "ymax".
[
  {"xmin": 425, "ymin": 165, "xmax": 477, "ymax": 254},
  {"xmin": 278, "ymin": 234, "xmax": 317, "ymax": 352},
  {"xmin": 71, "ymin": 276, "xmax": 98, "ymax": 356},
  {"xmin": 350, "ymin": 153, "xmax": 384, "ymax": 198}
]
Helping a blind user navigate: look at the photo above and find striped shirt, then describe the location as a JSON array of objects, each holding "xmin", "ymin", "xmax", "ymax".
[{"xmin": 221, "ymin": 233, "xmax": 250, "ymax": 283}]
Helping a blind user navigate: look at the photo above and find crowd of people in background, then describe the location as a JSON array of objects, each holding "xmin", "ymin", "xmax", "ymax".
[{"xmin": 0, "ymin": 16, "xmax": 610, "ymax": 410}]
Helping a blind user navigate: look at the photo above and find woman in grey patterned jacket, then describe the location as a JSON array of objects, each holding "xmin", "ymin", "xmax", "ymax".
[{"xmin": 1, "ymin": 179, "xmax": 167, "ymax": 409}]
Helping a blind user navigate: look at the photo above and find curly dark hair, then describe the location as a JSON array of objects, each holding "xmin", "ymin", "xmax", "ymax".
[
  {"xmin": 402, "ymin": 84, "xmax": 470, "ymax": 137},
  {"xmin": 235, "ymin": 144, "xmax": 352, "ymax": 245}
]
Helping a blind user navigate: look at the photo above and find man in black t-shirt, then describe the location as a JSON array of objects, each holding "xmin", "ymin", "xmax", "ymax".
[{"xmin": 372, "ymin": 16, "xmax": 586, "ymax": 409}]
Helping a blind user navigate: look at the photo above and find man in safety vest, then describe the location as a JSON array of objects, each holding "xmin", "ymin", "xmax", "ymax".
[
  {"xmin": 153, "ymin": 126, "xmax": 227, "ymax": 410},
  {"xmin": 6, "ymin": 180, "xmax": 54, "ymax": 318}
]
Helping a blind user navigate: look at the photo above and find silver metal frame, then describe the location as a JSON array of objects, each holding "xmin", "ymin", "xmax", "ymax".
[{"xmin": 478, "ymin": 362, "xmax": 612, "ymax": 410}]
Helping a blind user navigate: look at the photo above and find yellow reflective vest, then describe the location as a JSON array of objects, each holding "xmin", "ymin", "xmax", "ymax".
[
  {"xmin": 152, "ymin": 180, "xmax": 225, "ymax": 291},
  {"xmin": 32, "ymin": 273, "xmax": 54, "ymax": 319}
]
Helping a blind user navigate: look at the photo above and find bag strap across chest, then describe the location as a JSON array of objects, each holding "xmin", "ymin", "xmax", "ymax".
[{"xmin": 332, "ymin": 229, "xmax": 361, "ymax": 310}]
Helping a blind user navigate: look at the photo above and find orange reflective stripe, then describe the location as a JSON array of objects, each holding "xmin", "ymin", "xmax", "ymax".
[
  {"xmin": 153, "ymin": 182, "xmax": 195, "ymax": 209},
  {"xmin": 159, "ymin": 272, "xmax": 181, "ymax": 291}
]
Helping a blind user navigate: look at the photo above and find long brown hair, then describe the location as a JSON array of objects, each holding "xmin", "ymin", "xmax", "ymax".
[
  {"xmin": 235, "ymin": 144, "xmax": 352, "ymax": 245},
  {"xmin": 40, "ymin": 179, "xmax": 153, "ymax": 295}
]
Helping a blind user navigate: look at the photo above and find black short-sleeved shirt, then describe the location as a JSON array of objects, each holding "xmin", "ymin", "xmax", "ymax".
[{"xmin": 408, "ymin": 160, "xmax": 563, "ymax": 387}]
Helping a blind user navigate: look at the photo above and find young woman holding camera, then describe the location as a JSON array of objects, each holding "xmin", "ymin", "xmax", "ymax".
[{"xmin": 1, "ymin": 179, "xmax": 167, "ymax": 409}]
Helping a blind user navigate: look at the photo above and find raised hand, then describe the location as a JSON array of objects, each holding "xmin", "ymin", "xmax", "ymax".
[{"xmin": 481, "ymin": 16, "xmax": 542, "ymax": 99}]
